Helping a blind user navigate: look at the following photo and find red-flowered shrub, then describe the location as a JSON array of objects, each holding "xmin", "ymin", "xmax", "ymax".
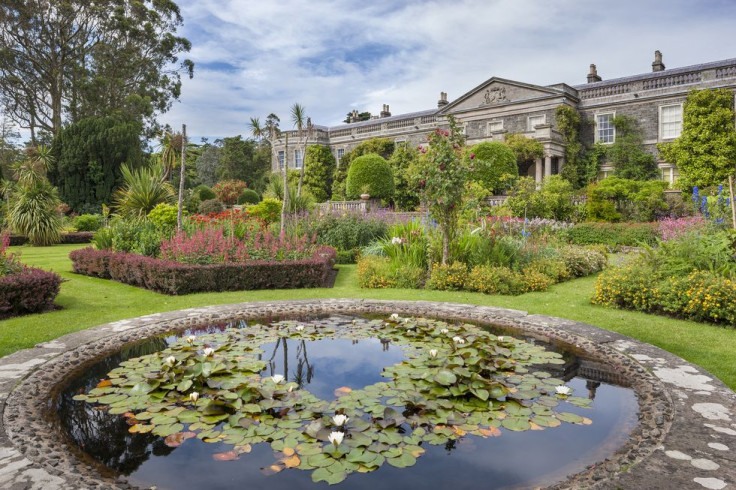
[
  {"xmin": 69, "ymin": 246, "xmax": 336, "ymax": 295},
  {"xmin": 0, "ymin": 267, "xmax": 62, "ymax": 317},
  {"xmin": 213, "ymin": 180, "xmax": 248, "ymax": 205}
]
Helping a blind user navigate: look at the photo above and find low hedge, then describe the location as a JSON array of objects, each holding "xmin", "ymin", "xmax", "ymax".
[
  {"xmin": 8, "ymin": 232, "xmax": 94, "ymax": 246},
  {"xmin": 70, "ymin": 246, "xmax": 337, "ymax": 295},
  {"xmin": 0, "ymin": 267, "xmax": 62, "ymax": 318},
  {"xmin": 560, "ymin": 222, "xmax": 660, "ymax": 248}
]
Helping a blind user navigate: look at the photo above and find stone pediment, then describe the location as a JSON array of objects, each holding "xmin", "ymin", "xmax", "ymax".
[{"xmin": 439, "ymin": 78, "xmax": 563, "ymax": 113}]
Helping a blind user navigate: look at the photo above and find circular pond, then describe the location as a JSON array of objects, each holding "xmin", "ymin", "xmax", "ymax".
[{"xmin": 55, "ymin": 314, "xmax": 638, "ymax": 489}]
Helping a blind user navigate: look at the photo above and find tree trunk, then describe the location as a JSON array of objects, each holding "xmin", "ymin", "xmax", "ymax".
[
  {"xmin": 442, "ymin": 225, "xmax": 450, "ymax": 265},
  {"xmin": 297, "ymin": 141, "xmax": 307, "ymax": 197},
  {"xmin": 280, "ymin": 134, "xmax": 290, "ymax": 233},
  {"xmin": 177, "ymin": 124, "xmax": 186, "ymax": 232},
  {"xmin": 729, "ymin": 174, "xmax": 736, "ymax": 230}
]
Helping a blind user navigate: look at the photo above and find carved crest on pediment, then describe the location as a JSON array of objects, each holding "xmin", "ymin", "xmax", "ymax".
[{"xmin": 483, "ymin": 86, "xmax": 507, "ymax": 105}]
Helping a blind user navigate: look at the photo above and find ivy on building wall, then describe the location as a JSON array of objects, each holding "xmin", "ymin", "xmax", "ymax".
[
  {"xmin": 554, "ymin": 105, "xmax": 598, "ymax": 189},
  {"xmin": 608, "ymin": 115, "xmax": 657, "ymax": 181}
]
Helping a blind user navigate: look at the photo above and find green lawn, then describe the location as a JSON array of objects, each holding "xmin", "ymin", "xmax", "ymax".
[{"xmin": 4, "ymin": 244, "xmax": 736, "ymax": 389}]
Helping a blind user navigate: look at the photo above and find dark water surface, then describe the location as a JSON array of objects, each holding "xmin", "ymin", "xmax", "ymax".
[{"xmin": 55, "ymin": 316, "xmax": 638, "ymax": 490}]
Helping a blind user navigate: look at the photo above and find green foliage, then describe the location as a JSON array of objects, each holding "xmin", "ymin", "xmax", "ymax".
[
  {"xmin": 356, "ymin": 256, "xmax": 425, "ymax": 288},
  {"xmin": 303, "ymin": 145, "xmax": 336, "ymax": 202},
  {"xmin": 388, "ymin": 143, "xmax": 420, "ymax": 211},
  {"xmin": 640, "ymin": 228, "xmax": 736, "ymax": 278},
  {"xmin": 93, "ymin": 218, "xmax": 162, "ymax": 257},
  {"xmin": 49, "ymin": 116, "xmax": 145, "ymax": 212},
  {"xmin": 346, "ymin": 153, "xmax": 394, "ymax": 200},
  {"xmin": 506, "ymin": 176, "xmax": 575, "ymax": 220},
  {"xmin": 332, "ymin": 138, "xmax": 395, "ymax": 200},
  {"xmin": 658, "ymin": 88, "xmax": 736, "ymax": 188},
  {"xmin": 197, "ymin": 199, "xmax": 224, "ymax": 215},
  {"xmin": 561, "ymin": 222, "xmax": 660, "ymax": 247},
  {"xmin": 247, "ymin": 198, "xmax": 282, "ymax": 223},
  {"xmin": 466, "ymin": 265, "xmax": 524, "ymax": 295},
  {"xmin": 73, "ymin": 214, "xmax": 104, "ymax": 232},
  {"xmin": 148, "ymin": 203, "xmax": 180, "ymax": 231},
  {"xmin": 555, "ymin": 106, "xmax": 594, "ymax": 188},
  {"xmin": 114, "ymin": 164, "xmax": 174, "ymax": 219},
  {"xmin": 213, "ymin": 180, "xmax": 248, "ymax": 205},
  {"xmin": 586, "ymin": 177, "xmax": 668, "ymax": 222},
  {"xmin": 216, "ymin": 136, "xmax": 270, "ymax": 192},
  {"xmin": 504, "ymin": 133, "xmax": 544, "ymax": 184},
  {"xmin": 469, "ymin": 142, "xmax": 518, "ymax": 194},
  {"xmin": 193, "ymin": 185, "xmax": 216, "ymax": 201},
  {"xmin": 426, "ymin": 262, "xmax": 468, "ymax": 291},
  {"xmin": 238, "ymin": 189, "xmax": 260, "ymax": 205},
  {"xmin": 608, "ymin": 116, "xmax": 657, "ymax": 181},
  {"xmin": 299, "ymin": 214, "xmax": 388, "ymax": 256},
  {"xmin": 195, "ymin": 146, "xmax": 220, "ymax": 187},
  {"xmin": 265, "ymin": 178, "xmax": 314, "ymax": 214}
]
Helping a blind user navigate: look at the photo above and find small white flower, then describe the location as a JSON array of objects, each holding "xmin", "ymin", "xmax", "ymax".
[
  {"xmin": 452, "ymin": 336, "xmax": 466, "ymax": 344},
  {"xmin": 440, "ymin": 328, "xmax": 449, "ymax": 335},
  {"xmin": 164, "ymin": 356, "xmax": 176, "ymax": 367},
  {"xmin": 186, "ymin": 335, "xmax": 196, "ymax": 344},
  {"xmin": 391, "ymin": 237, "xmax": 402, "ymax": 245},
  {"xmin": 203, "ymin": 347, "xmax": 215, "ymax": 357},
  {"xmin": 328, "ymin": 431, "xmax": 345, "ymax": 446},
  {"xmin": 189, "ymin": 392, "xmax": 199, "ymax": 403},
  {"xmin": 556, "ymin": 385, "xmax": 573, "ymax": 396},
  {"xmin": 389, "ymin": 313, "xmax": 400, "ymax": 321},
  {"xmin": 332, "ymin": 414, "xmax": 349, "ymax": 427},
  {"xmin": 497, "ymin": 336, "xmax": 505, "ymax": 342},
  {"xmin": 429, "ymin": 349, "xmax": 438, "ymax": 358},
  {"xmin": 295, "ymin": 325, "xmax": 305, "ymax": 331},
  {"xmin": 351, "ymin": 319, "xmax": 357, "ymax": 325},
  {"xmin": 271, "ymin": 374, "xmax": 285, "ymax": 384}
]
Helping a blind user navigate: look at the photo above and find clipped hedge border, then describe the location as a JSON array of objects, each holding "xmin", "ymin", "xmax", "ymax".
[
  {"xmin": 0, "ymin": 267, "xmax": 62, "ymax": 318},
  {"xmin": 8, "ymin": 232, "xmax": 94, "ymax": 246},
  {"xmin": 69, "ymin": 246, "xmax": 337, "ymax": 295}
]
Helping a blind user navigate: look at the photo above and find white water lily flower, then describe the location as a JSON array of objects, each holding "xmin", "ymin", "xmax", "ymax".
[
  {"xmin": 186, "ymin": 335, "xmax": 196, "ymax": 344},
  {"xmin": 429, "ymin": 349, "xmax": 439, "ymax": 358},
  {"xmin": 556, "ymin": 385, "xmax": 573, "ymax": 396},
  {"xmin": 271, "ymin": 374, "xmax": 285, "ymax": 384},
  {"xmin": 164, "ymin": 356, "xmax": 176, "ymax": 367},
  {"xmin": 389, "ymin": 313, "xmax": 400, "ymax": 321},
  {"xmin": 452, "ymin": 336, "xmax": 466, "ymax": 344},
  {"xmin": 203, "ymin": 347, "xmax": 215, "ymax": 357},
  {"xmin": 295, "ymin": 325, "xmax": 305, "ymax": 331},
  {"xmin": 328, "ymin": 431, "xmax": 345, "ymax": 446},
  {"xmin": 440, "ymin": 328, "xmax": 449, "ymax": 335},
  {"xmin": 189, "ymin": 392, "xmax": 199, "ymax": 403},
  {"xmin": 497, "ymin": 336, "xmax": 505, "ymax": 342},
  {"xmin": 332, "ymin": 414, "xmax": 349, "ymax": 427}
]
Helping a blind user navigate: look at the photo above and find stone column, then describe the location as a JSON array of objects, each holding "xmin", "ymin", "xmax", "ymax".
[
  {"xmin": 558, "ymin": 156, "xmax": 565, "ymax": 174},
  {"xmin": 534, "ymin": 158, "xmax": 543, "ymax": 183},
  {"xmin": 544, "ymin": 156, "xmax": 552, "ymax": 178}
]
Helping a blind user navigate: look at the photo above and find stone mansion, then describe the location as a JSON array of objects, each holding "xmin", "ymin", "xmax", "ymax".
[{"xmin": 271, "ymin": 51, "xmax": 736, "ymax": 185}]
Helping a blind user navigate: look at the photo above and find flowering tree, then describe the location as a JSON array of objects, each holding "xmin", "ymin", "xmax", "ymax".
[
  {"xmin": 412, "ymin": 116, "xmax": 469, "ymax": 264},
  {"xmin": 213, "ymin": 180, "xmax": 248, "ymax": 205}
]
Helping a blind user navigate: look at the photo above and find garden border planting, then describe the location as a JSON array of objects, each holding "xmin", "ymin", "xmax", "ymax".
[
  {"xmin": 69, "ymin": 246, "xmax": 337, "ymax": 295},
  {"xmin": 0, "ymin": 300, "xmax": 734, "ymax": 489},
  {"xmin": 0, "ymin": 267, "xmax": 62, "ymax": 319},
  {"xmin": 8, "ymin": 232, "xmax": 94, "ymax": 247}
]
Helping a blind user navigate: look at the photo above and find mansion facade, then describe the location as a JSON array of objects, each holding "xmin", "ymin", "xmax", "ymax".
[{"xmin": 271, "ymin": 51, "xmax": 736, "ymax": 185}]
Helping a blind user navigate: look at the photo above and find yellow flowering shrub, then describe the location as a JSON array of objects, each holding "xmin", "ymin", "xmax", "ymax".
[
  {"xmin": 466, "ymin": 265, "xmax": 525, "ymax": 295},
  {"xmin": 426, "ymin": 262, "xmax": 468, "ymax": 291},
  {"xmin": 592, "ymin": 264, "xmax": 660, "ymax": 312},
  {"xmin": 521, "ymin": 269, "xmax": 555, "ymax": 293}
]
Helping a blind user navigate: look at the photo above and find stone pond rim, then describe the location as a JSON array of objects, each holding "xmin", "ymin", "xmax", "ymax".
[{"xmin": 0, "ymin": 299, "xmax": 734, "ymax": 490}]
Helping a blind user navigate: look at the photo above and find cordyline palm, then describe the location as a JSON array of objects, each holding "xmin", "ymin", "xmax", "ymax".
[
  {"xmin": 114, "ymin": 164, "xmax": 174, "ymax": 219},
  {"xmin": 159, "ymin": 131, "xmax": 184, "ymax": 182},
  {"xmin": 291, "ymin": 103, "xmax": 312, "ymax": 197},
  {"xmin": 248, "ymin": 117, "xmax": 264, "ymax": 141}
]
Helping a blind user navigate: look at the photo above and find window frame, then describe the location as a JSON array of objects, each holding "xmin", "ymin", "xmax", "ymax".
[
  {"xmin": 294, "ymin": 148, "xmax": 303, "ymax": 169},
  {"xmin": 277, "ymin": 150, "xmax": 285, "ymax": 168},
  {"xmin": 595, "ymin": 112, "xmax": 616, "ymax": 145},
  {"xmin": 659, "ymin": 103, "xmax": 683, "ymax": 141},
  {"xmin": 527, "ymin": 114, "xmax": 546, "ymax": 131},
  {"xmin": 487, "ymin": 119, "xmax": 504, "ymax": 135}
]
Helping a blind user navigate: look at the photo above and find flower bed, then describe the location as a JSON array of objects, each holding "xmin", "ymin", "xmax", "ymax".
[{"xmin": 70, "ymin": 246, "xmax": 336, "ymax": 295}]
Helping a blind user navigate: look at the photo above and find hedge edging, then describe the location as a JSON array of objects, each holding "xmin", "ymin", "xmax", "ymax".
[
  {"xmin": 0, "ymin": 267, "xmax": 63, "ymax": 318},
  {"xmin": 69, "ymin": 247, "xmax": 337, "ymax": 295},
  {"xmin": 8, "ymin": 232, "xmax": 94, "ymax": 246}
]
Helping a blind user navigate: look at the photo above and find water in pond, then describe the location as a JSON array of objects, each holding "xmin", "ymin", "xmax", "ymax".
[{"xmin": 55, "ymin": 315, "xmax": 638, "ymax": 489}]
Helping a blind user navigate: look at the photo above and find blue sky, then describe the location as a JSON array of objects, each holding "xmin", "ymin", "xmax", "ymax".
[{"xmin": 158, "ymin": 0, "xmax": 736, "ymax": 141}]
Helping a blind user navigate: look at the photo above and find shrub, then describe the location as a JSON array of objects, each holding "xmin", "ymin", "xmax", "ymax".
[
  {"xmin": 520, "ymin": 269, "xmax": 554, "ymax": 292},
  {"xmin": 658, "ymin": 271, "xmax": 736, "ymax": 325},
  {"xmin": 148, "ymin": 203, "xmax": 180, "ymax": 231},
  {"xmin": 238, "ymin": 189, "xmax": 260, "ymax": 205},
  {"xmin": 524, "ymin": 258, "xmax": 571, "ymax": 283},
  {"xmin": 356, "ymin": 256, "xmax": 425, "ymax": 289},
  {"xmin": 70, "ymin": 246, "xmax": 336, "ymax": 295},
  {"xmin": 658, "ymin": 216, "xmax": 708, "ymax": 242},
  {"xmin": 0, "ymin": 267, "xmax": 62, "ymax": 317},
  {"xmin": 73, "ymin": 214, "xmax": 104, "ymax": 232},
  {"xmin": 558, "ymin": 246, "xmax": 607, "ymax": 277},
  {"xmin": 214, "ymin": 180, "xmax": 248, "ymax": 205},
  {"xmin": 194, "ymin": 184, "xmax": 216, "ymax": 201},
  {"xmin": 561, "ymin": 222, "xmax": 660, "ymax": 248},
  {"xmin": 592, "ymin": 263, "xmax": 660, "ymax": 312},
  {"xmin": 93, "ymin": 219, "xmax": 162, "ymax": 257},
  {"xmin": 586, "ymin": 177, "xmax": 668, "ymax": 222},
  {"xmin": 336, "ymin": 248, "xmax": 361, "ymax": 264},
  {"xmin": 469, "ymin": 141, "xmax": 518, "ymax": 194},
  {"xmin": 332, "ymin": 138, "xmax": 395, "ymax": 200},
  {"xmin": 346, "ymin": 153, "xmax": 395, "ymax": 200},
  {"xmin": 247, "ymin": 198, "xmax": 282, "ymax": 224},
  {"xmin": 426, "ymin": 262, "xmax": 468, "ymax": 291},
  {"xmin": 0, "ymin": 232, "xmax": 22, "ymax": 276},
  {"xmin": 388, "ymin": 143, "xmax": 420, "ymax": 211},
  {"xmin": 114, "ymin": 164, "xmax": 174, "ymax": 218},
  {"xmin": 198, "ymin": 198, "xmax": 225, "ymax": 215},
  {"xmin": 303, "ymin": 213, "xmax": 389, "ymax": 258},
  {"xmin": 506, "ymin": 176, "xmax": 575, "ymax": 220},
  {"xmin": 303, "ymin": 145, "xmax": 336, "ymax": 202},
  {"xmin": 466, "ymin": 265, "xmax": 524, "ymax": 295}
]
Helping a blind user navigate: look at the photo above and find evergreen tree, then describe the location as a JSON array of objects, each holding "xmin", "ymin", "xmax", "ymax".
[{"xmin": 303, "ymin": 145, "xmax": 336, "ymax": 202}]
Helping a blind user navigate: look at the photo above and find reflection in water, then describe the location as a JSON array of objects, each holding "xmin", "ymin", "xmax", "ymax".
[{"xmin": 54, "ymin": 315, "xmax": 638, "ymax": 489}]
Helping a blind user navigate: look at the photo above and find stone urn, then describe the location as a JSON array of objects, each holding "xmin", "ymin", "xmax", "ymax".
[{"xmin": 360, "ymin": 193, "xmax": 371, "ymax": 201}]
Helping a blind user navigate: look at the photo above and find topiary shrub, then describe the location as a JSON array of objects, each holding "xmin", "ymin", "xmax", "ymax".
[
  {"xmin": 469, "ymin": 142, "xmax": 518, "ymax": 194},
  {"xmin": 73, "ymin": 214, "xmax": 104, "ymax": 232},
  {"xmin": 198, "ymin": 198, "xmax": 224, "ymax": 215},
  {"xmin": 346, "ymin": 153, "xmax": 394, "ymax": 200},
  {"xmin": 238, "ymin": 189, "xmax": 260, "ymax": 205},
  {"xmin": 194, "ymin": 184, "xmax": 216, "ymax": 201}
]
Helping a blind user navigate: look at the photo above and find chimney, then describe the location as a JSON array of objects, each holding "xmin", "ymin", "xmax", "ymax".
[
  {"xmin": 349, "ymin": 109, "xmax": 359, "ymax": 123},
  {"xmin": 380, "ymin": 104, "xmax": 391, "ymax": 118},
  {"xmin": 652, "ymin": 50, "xmax": 665, "ymax": 72},
  {"xmin": 437, "ymin": 91, "xmax": 448, "ymax": 108},
  {"xmin": 587, "ymin": 64, "xmax": 602, "ymax": 83}
]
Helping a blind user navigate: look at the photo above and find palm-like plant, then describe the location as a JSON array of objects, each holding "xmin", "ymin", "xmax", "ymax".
[
  {"xmin": 248, "ymin": 117, "xmax": 264, "ymax": 141},
  {"xmin": 114, "ymin": 164, "xmax": 175, "ymax": 219},
  {"xmin": 290, "ymin": 103, "xmax": 312, "ymax": 197},
  {"xmin": 159, "ymin": 131, "xmax": 184, "ymax": 181}
]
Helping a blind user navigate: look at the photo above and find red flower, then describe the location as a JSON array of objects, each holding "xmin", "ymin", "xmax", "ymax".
[{"xmin": 470, "ymin": 153, "xmax": 475, "ymax": 160}]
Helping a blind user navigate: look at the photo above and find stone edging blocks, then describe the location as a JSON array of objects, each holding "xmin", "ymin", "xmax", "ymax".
[{"xmin": 0, "ymin": 299, "xmax": 733, "ymax": 489}]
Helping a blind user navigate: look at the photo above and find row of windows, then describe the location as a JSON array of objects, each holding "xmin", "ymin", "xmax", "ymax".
[
  {"xmin": 277, "ymin": 149, "xmax": 305, "ymax": 169},
  {"xmin": 595, "ymin": 104, "xmax": 683, "ymax": 144}
]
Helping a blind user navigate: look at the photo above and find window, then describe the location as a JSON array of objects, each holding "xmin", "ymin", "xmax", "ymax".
[
  {"xmin": 660, "ymin": 104, "xmax": 683, "ymax": 139},
  {"xmin": 596, "ymin": 113, "xmax": 615, "ymax": 144},
  {"xmin": 294, "ymin": 149, "xmax": 303, "ymax": 168},
  {"xmin": 278, "ymin": 150, "xmax": 285, "ymax": 168},
  {"xmin": 528, "ymin": 115, "xmax": 545, "ymax": 131},
  {"xmin": 337, "ymin": 148, "xmax": 345, "ymax": 160},
  {"xmin": 488, "ymin": 120, "xmax": 503, "ymax": 134}
]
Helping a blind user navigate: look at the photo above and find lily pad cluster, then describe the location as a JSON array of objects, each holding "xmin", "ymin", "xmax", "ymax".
[{"xmin": 75, "ymin": 315, "xmax": 594, "ymax": 485}]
